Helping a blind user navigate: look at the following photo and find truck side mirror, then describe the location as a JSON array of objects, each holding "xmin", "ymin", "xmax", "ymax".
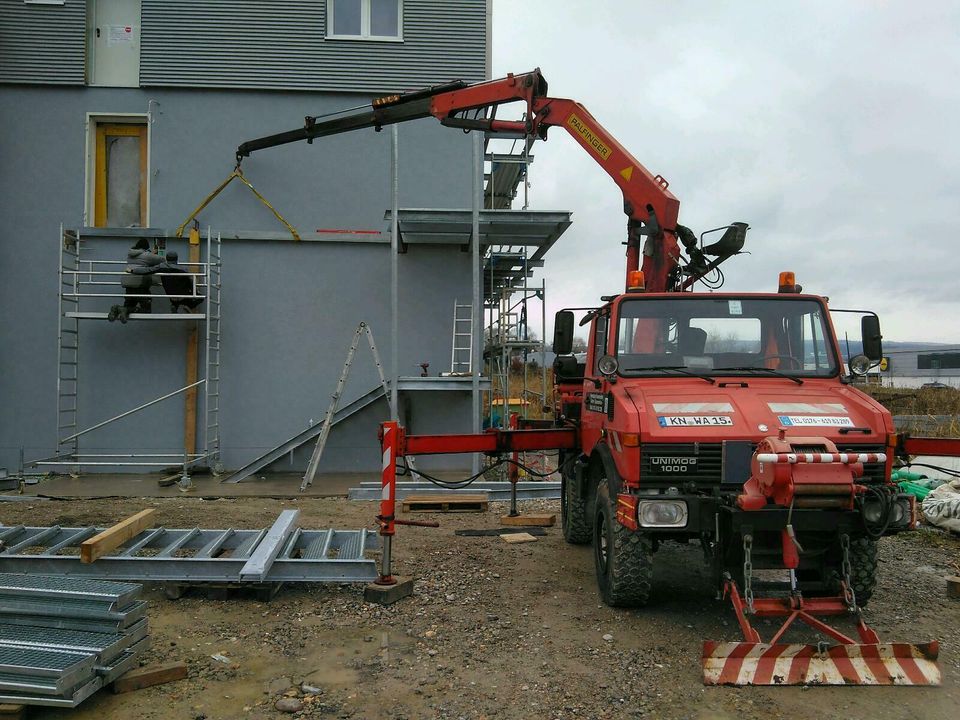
[
  {"xmin": 553, "ymin": 311, "xmax": 574, "ymax": 355},
  {"xmin": 861, "ymin": 315, "xmax": 882, "ymax": 361}
]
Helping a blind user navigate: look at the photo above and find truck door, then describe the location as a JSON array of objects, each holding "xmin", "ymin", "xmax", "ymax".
[{"xmin": 581, "ymin": 312, "xmax": 610, "ymax": 454}]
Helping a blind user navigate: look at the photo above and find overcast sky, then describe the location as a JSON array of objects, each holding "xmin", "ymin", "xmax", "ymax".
[{"xmin": 489, "ymin": 0, "xmax": 959, "ymax": 343}]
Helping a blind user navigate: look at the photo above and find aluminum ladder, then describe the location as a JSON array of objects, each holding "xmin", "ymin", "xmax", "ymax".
[
  {"xmin": 301, "ymin": 323, "xmax": 392, "ymax": 491},
  {"xmin": 450, "ymin": 300, "xmax": 474, "ymax": 373},
  {"xmin": 0, "ymin": 510, "xmax": 379, "ymax": 584}
]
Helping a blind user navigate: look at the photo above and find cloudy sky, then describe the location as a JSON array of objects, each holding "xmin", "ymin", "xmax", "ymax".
[{"xmin": 489, "ymin": 0, "xmax": 959, "ymax": 343}]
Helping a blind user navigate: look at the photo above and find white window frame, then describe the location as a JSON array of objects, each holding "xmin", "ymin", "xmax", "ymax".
[
  {"xmin": 327, "ymin": 0, "xmax": 403, "ymax": 42},
  {"xmin": 83, "ymin": 112, "xmax": 151, "ymax": 228}
]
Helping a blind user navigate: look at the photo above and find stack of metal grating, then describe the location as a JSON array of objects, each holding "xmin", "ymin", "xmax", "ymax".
[{"xmin": 0, "ymin": 574, "xmax": 150, "ymax": 707}]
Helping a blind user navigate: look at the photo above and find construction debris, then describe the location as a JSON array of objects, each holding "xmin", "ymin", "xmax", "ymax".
[
  {"xmin": 0, "ymin": 575, "xmax": 150, "ymax": 707},
  {"xmin": 921, "ymin": 479, "xmax": 960, "ymax": 533}
]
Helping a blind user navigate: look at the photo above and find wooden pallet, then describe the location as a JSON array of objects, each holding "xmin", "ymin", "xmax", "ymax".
[
  {"xmin": 401, "ymin": 494, "xmax": 489, "ymax": 513},
  {"xmin": 162, "ymin": 581, "xmax": 284, "ymax": 602}
]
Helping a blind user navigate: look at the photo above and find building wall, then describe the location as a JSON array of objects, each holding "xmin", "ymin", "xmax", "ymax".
[
  {"xmin": 0, "ymin": 84, "xmax": 478, "ymax": 474},
  {"xmin": 0, "ymin": 0, "xmax": 489, "ymax": 91},
  {"xmin": 879, "ymin": 348, "xmax": 960, "ymax": 389}
]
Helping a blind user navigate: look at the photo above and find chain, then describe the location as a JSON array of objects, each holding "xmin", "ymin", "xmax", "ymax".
[
  {"xmin": 742, "ymin": 533, "xmax": 754, "ymax": 614},
  {"xmin": 840, "ymin": 533, "xmax": 858, "ymax": 610}
]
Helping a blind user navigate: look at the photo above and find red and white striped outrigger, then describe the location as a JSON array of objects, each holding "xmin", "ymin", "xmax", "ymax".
[{"xmin": 703, "ymin": 577, "xmax": 941, "ymax": 685}]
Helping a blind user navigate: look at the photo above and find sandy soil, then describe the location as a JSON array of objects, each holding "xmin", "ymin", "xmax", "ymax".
[{"xmin": 2, "ymin": 495, "xmax": 958, "ymax": 720}]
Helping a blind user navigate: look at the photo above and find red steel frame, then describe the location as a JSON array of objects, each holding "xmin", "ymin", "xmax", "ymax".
[
  {"xmin": 900, "ymin": 436, "xmax": 960, "ymax": 457},
  {"xmin": 427, "ymin": 71, "xmax": 680, "ymax": 291}
]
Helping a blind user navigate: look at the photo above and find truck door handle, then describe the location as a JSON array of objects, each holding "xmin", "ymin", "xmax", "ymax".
[
  {"xmin": 96, "ymin": 27, "xmax": 100, "ymax": 38},
  {"xmin": 838, "ymin": 427, "xmax": 871, "ymax": 435}
]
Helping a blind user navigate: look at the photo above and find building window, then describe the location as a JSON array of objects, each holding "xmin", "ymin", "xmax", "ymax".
[
  {"xmin": 93, "ymin": 122, "xmax": 148, "ymax": 228},
  {"xmin": 918, "ymin": 353, "xmax": 960, "ymax": 370},
  {"xmin": 328, "ymin": 0, "xmax": 402, "ymax": 40}
]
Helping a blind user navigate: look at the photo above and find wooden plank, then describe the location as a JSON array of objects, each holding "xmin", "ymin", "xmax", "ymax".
[
  {"xmin": 0, "ymin": 704, "xmax": 26, "ymax": 720},
  {"xmin": 948, "ymin": 576, "xmax": 960, "ymax": 599},
  {"xmin": 500, "ymin": 513, "xmax": 556, "ymax": 527},
  {"xmin": 111, "ymin": 662, "xmax": 188, "ymax": 694},
  {"xmin": 184, "ymin": 226, "xmax": 201, "ymax": 459},
  {"xmin": 80, "ymin": 509, "xmax": 156, "ymax": 564},
  {"xmin": 401, "ymin": 494, "xmax": 488, "ymax": 513},
  {"xmin": 500, "ymin": 532, "xmax": 538, "ymax": 544}
]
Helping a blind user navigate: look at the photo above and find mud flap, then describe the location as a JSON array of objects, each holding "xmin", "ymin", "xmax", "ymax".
[{"xmin": 702, "ymin": 641, "xmax": 941, "ymax": 685}]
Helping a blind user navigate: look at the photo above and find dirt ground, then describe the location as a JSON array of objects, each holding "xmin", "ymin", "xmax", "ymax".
[{"xmin": 2, "ymin": 495, "xmax": 959, "ymax": 720}]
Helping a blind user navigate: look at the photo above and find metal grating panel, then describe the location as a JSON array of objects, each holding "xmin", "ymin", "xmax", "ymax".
[
  {"xmin": 139, "ymin": 0, "xmax": 487, "ymax": 92},
  {"xmin": 0, "ymin": 675, "xmax": 102, "ymax": 708},
  {"xmin": 0, "ymin": 0, "xmax": 86, "ymax": 85},
  {"xmin": 0, "ymin": 619, "xmax": 146, "ymax": 664},
  {"xmin": 0, "ymin": 595, "xmax": 148, "ymax": 626},
  {"xmin": 0, "ymin": 574, "xmax": 142, "ymax": 606}
]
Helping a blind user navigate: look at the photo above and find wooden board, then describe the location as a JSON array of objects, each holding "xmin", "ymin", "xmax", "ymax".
[
  {"xmin": 0, "ymin": 704, "xmax": 26, "ymax": 720},
  {"xmin": 80, "ymin": 509, "xmax": 156, "ymax": 564},
  {"xmin": 401, "ymin": 494, "xmax": 488, "ymax": 513},
  {"xmin": 500, "ymin": 532, "xmax": 538, "ymax": 544},
  {"xmin": 500, "ymin": 513, "xmax": 556, "ymax": 527},
  {"xmin": 111, "ymin": 662, "xmax": 188, "ymax": 694},
  {"xmin": 948, "ymin": 576, "xmax": 960, "ymax": 599}
]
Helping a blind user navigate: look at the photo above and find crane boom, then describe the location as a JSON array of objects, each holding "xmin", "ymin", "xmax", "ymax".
[{"xmin": 236, "ymin": 69, "xmax": 684, "ymax": 291}]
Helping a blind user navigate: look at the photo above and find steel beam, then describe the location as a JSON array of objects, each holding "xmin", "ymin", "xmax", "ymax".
[{"xmin": 239, "ymin": 510, "xmax": 299, "ymax": 581}]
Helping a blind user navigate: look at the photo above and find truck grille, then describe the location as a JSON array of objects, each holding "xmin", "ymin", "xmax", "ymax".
[
  {"xmin": 640, "ymin": 443, "xmax": 887, "ymax": 487},
  {"xmin": 641, "ymin": 443, "xmax": 723, "ymax": 487},
  {"xmin": 836, "ymin": 444, "xmax": 887, "ymax": 484}
]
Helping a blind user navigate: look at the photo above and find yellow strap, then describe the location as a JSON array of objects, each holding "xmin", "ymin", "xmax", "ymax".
[{"xmin": 175, "ymin": 168, "xmax": 301, "ymax": 241}]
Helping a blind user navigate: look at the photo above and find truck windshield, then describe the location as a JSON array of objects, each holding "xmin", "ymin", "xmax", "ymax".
[{"xmin": 615, "ymin": 297, "xmax": 838, "ymax": 377}]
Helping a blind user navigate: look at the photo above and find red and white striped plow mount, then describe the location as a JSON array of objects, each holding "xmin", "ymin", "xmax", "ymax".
[
  {"xmin": 755, "ymin": 452, "xmax": 886, "ymax": 465},
  {"xmin": 702, "ymin": 641, "xmax": 941, "ymax": 686}
]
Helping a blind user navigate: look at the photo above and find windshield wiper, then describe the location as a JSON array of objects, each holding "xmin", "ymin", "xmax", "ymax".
[
  {"xmin": 714, "ymin": 366, "xmax": 804, "ymax": 385},
  {"xmin": 631, "ymin": 365, "xmax": 716, "ymax": 384}
]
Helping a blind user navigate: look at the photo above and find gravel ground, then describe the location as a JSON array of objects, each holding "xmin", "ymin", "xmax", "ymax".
[{"xmin": 2, "ymin": 495, "xmax": 958, "ymax": 719}]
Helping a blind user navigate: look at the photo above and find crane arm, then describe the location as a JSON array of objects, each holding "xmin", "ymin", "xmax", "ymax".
[{"xmin": 236, "ymin": 68, "xmax": 682, "ymax": 291}]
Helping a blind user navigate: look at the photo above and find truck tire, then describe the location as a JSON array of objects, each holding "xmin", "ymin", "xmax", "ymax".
[
  {"xmin": 561, "ymin": 471, "xmax": 592, "ymax": 544},
  {"xmin": 593, "ymin": 479, "xmax": 653, "ymax": 607},
  {"xmin": 847, "ymin": 537, "xmax": 878, "ymax": 607},
  {"xmin": 826, "ymin": 536, "xmax": 878, "ymax": 607}
]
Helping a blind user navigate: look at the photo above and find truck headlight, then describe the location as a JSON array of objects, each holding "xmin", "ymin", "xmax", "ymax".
[
  {"xmin": 889, "ymin": 498, "xmax": 910, "ymax": 527},
  {"xmin": 638, "ymin": 500, "xmax": 688, "ymax": 528},
  {"xmin": 863, "ymin": 500, "xmax": 883, "ymax": 524}
]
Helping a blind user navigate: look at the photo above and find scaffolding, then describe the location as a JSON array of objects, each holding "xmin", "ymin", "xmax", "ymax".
[{"xmin": 34, "ymin": 227, "xmax": 222, "ymax": 480}]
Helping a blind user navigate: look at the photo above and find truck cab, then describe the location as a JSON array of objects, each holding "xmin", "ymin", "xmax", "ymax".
[{"xmin": 554, "ymin": 287, "xmax": 914, "ymax": 607}]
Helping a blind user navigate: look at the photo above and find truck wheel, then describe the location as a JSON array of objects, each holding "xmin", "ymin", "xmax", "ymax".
[
  {"xmin": 847, "ymin": 537, "xmax": 878, "ymax": 607},
  {"xmin": 593, "ymin": 479, "xmax": 653, "ymax": 607},
  {"xmin": 561, "ymin": 471, "xmax": 592, "ymax": 544},
  {"xmin": 827, "ymin": 536, "xmax": 878, "ymax": 607}
]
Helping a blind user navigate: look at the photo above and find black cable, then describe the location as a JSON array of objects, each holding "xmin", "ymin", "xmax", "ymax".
[
  {"xmin": 396, "ymin": 457, "xmax": 508, "ymax": 490},
  {"xmin": 856, "ymin": 484, "xmax": 893, "ymax": 540},
  {"xmin": 900, "ymin": 462, "xmax": 960, "ymax": 479},
  {"xmin": 394, "ymin": 450, "xmax": 576, "ymax": 488}
]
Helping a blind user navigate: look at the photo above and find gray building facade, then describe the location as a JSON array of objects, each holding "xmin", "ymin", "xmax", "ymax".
[{"xmin": 0, "ymin": 0, "xmax": 494, "ymax": 475}]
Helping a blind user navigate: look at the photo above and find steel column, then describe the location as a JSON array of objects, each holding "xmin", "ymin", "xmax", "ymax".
[
  {"xmin": 471, "ymin": 131, "xmax": 482, "ymax": 475},
  {"xmin": 376, "ymin": 421, "xmax": 399, "ymax": 585}
]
